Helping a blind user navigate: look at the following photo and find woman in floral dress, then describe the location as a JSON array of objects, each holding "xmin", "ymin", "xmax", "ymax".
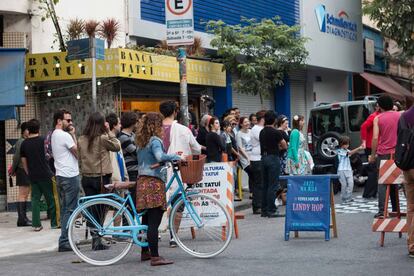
[{"xmin": 286, "ymin": 115, "xmax": 309, "ymax": 175}]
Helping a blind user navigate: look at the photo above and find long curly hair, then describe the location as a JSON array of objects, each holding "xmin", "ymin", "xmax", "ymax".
[{"xmin": 136, "ymin": 112, "xmax": 164, "ymax": 148}]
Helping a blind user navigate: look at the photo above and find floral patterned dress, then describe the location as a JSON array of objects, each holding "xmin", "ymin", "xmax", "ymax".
[
  {"xmin": 136, "ymin": 176, "xmax": 167, "ymax": 212},
  {"xmin": 286, "ymin": 130, "xmax": 309, "ymax": 175}
]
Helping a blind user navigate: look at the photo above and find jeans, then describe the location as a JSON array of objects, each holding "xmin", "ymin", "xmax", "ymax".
[
  {"xmin": 56, "ymin": 175, "xmax": 80, "ymax": 247},
  {"xmin": 261, "ymin": 155, "xmax": 281, "ymax": 215},
  {"xmin": 338, "ymin": 170, "xmax": 354, "ymax": 201},
  {"xmin": 249, "ymin": 161, "xmax": 263, "ymax": 211},
  {"xmin": 403, "ymin": 169, "xmax": 414, "ymax": 253},
  {"xmin": 377, "ymin": 154, "xmax": 398, "ymax": 214}
]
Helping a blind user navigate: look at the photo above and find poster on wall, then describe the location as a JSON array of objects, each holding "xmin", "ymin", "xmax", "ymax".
[
  {"xmin": 365, "ymin": 38, "xmax": 375, "ymax": 65},
  {"xmin": 179, "ymin": 162, "xmax": 234, "ymax": 228}
]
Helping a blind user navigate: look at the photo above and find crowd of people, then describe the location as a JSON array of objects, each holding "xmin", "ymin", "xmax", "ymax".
[{"xmin": 8, "ymin": 94, "xmax": 414, "ymax": 262}]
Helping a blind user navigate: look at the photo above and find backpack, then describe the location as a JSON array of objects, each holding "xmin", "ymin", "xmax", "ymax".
[{"xmin": 395, "ymin": 113, "xmax": 414, "ymax": 170}]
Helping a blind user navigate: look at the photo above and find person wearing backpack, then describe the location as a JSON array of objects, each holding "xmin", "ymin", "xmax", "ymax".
[{"xmin": 396, "ymin": 101, "xmax": 414, "ymax": 257}]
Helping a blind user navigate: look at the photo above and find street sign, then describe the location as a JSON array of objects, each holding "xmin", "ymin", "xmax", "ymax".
[
  {"xmin": 67, "ymin": 38, "xmax": 105, "ymax": 61},
  {"xmin": 67, "ymin": 38, "xmax": 90, "ymax": 61},
  {"xmin": 284, "ymin": 175, "xmax": 331, "ymax": 240},
  {"xmin": 165, "ymin": 0, "xmax": 194, "ymax": 46}
]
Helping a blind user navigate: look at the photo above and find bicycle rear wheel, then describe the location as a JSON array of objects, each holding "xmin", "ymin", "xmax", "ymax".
[
  {"xmin": 169, "ymin": 193, "xmax": 233, "ymax": 258},
  {"xmin": 68, "ymin": 199, "xmax": 134, "ymax": 266}
]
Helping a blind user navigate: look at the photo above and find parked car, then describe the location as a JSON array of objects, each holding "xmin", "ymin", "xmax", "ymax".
[{"xmin": 307, "ymin": 97, "xmax": 377, "ymax": 163}]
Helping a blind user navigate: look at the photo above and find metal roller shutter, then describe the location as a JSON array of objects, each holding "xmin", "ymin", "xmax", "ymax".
[
  {"xmin": 232, "ymin": 90, "xmax": 274, "ymax": 117},
  {"xmin": 289, "ymin": 69, "xmax": 307, "ymax": 121}
]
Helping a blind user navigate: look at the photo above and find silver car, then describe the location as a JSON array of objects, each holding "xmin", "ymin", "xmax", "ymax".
[{"xmin": 307, "ymin": 98, "xmax": 377, "ymax": 162}]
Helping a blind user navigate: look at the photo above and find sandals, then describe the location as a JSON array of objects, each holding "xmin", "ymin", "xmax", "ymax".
[{"xmin": 150, "ymin": 256, "xmax": 174, "ymax": 266}]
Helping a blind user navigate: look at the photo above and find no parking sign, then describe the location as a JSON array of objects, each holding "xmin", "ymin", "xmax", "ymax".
[{"xmin": 165, "ymin": 0, "xmax": 194, "ymax": 46}]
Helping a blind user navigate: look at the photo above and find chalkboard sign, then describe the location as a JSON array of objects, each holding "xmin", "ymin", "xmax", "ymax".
[{"xmin": 284, "ymin": 175, "xmax": 331, "ymax": 241}]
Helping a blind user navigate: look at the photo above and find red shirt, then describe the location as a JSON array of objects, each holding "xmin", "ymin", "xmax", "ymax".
[
  {"xmin": 377, "ymin": 111, "xmax": 401, "ymax": 155},
  {"xmin": 360, "ymin": 111, "xmax": 379, "ymax": 149}
]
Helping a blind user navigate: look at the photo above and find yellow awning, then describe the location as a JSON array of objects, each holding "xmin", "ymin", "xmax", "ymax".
[{"xmin": 25, "ymin": 48, "xmax": 226, "ymax": 87}]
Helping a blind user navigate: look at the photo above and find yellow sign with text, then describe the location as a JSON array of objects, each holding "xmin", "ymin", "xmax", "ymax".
[{"xmin": 25, "ymin": 49, "xmax": 226, "ymax": 87}]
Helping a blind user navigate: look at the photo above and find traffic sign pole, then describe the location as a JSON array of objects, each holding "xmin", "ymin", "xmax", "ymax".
[
  {"xmin": 91, "ymin": 37, "xmax": 97, "ymax": 112},
  {"xmin": 165, "ymin": 0, "xmax": 194, "ymax": 127},
  {"xmin": 177, "ymin": 48, "xmax": 189, "ymax": 126}
]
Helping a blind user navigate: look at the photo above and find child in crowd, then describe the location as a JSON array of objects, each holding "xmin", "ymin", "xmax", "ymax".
[{"xmin": 336, "ymin": 136, "xmax": 364, "ymax": 203}]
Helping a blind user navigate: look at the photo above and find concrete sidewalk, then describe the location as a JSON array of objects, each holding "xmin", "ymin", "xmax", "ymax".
[
  {"xmin": 0, "ymin": 196, "xmax": 252, "ymax": 259},
  {"xmin": 0, "ymin": 212, "xmax": 60, "ymax": 258}
]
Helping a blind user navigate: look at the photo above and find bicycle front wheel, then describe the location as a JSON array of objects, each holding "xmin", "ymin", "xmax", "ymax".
[
  {"xmin": 169, "ymin": 193, "xmax": 233, "ymax": 258},
  {"xmin": 68, "ymin": 199, "xmax": 134, "ymax": 266}
]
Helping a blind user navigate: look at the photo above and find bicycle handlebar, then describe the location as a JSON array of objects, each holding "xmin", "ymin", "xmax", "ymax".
[{"xmin": 150, "ymin": 160, "xmax": 183, "ymax": 170}]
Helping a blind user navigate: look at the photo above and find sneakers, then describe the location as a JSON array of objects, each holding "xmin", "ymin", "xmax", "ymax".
[
  {"xmin": 374, "ymin": 213, "xmax": 384, "ymax": 219},
  {"xmin": 33, "ymin": 226, "xmax": 43, "ymax": 232},
  {"xmin": 169, "ymin": 239, "xmax": 177, "ymax": 248},
  {"xmin": 58, "ymin": 244, "xmax": 73, "ymax": 252}
]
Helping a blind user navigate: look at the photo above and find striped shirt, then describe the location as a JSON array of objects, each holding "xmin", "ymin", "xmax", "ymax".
[{"xmin": 118, "ymin": 131, "xmax": 138, "ymax": 173}]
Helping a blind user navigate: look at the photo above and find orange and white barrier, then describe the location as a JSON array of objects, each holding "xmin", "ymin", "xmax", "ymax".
[
  {"xmin": 373, "ymin": 159, "xmax": 406, "ymax": 247},
  {"xmin": 379, "ymin": 160, "xmax": 404, "ymax": 185},
  {"xmin": 372, "ymin": 218, "xmax": 408, "ymax": 233}
]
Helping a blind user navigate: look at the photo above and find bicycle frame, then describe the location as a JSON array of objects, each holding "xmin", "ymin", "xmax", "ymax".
[{"xmin": 69, "ymin": 166, "xmax": 204, "ymax": 248}]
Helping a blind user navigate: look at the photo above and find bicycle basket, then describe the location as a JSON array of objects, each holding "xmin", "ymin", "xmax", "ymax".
[{"xmin": 179, "ymin": 154, "xmax": 206, "ymax": 184}]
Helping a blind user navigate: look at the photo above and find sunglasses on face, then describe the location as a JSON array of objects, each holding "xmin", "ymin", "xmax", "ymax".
[{"xmin": 64, "ymin": 119, "xmax": 72, "ymax": 123}]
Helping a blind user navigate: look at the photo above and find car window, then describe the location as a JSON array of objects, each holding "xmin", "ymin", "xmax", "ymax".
[
  {"xmin": 348, "ymin": 104, "xmax": 372, "ymax": 132},
  {"xmin": 312, "ymin": 107, "xmax": 345, "ymax": 136}
]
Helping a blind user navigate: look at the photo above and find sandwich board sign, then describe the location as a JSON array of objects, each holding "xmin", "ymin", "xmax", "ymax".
[{"xmin": 165, "ymin": 0, "xmax": 194, "ymax": 46}]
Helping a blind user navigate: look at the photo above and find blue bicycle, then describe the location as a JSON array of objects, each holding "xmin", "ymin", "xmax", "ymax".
[{"xmin": 67, "ymin": 160, "xmax": 233, "ymax": 266}]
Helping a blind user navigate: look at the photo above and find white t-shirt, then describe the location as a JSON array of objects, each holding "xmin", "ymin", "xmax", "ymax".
[
  {"xmin": 51, "ymin": 129, "xmax": 79, "ymax": 178},
  {"xmin": 236, "ymin": 130, "xmax": 252, "ymax": 168},
  {"xmin": 250, "ymin": 125, "xmax": 264, "ymax": 161}
]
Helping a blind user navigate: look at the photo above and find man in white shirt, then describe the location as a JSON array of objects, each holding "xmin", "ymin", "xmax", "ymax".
[
  {"xmin": 249, "ymin": 110, "xmax": 266, "ymax": 215},
  {"xmin": 51, "ymin": 109, "xmax": 79, "ymax": 252},
  {"xmin": 159, "ymin": 101, "xmax": 202, "ymax": 248}
]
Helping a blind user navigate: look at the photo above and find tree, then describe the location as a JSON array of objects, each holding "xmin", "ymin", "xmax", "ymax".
[
  {"xmin": 99, "ymin": 18, "xmax": 120, "ymax": 49},
  {"xmin": 66, "ymin": 18, "xmax": 85, "ymax": 40},
  {"xmin": 206, "ymin": 17, "xmax": 308, "ymax": 102},
  {"xmin": 363, "ymin": 0, "xmax": 414, "ymax": 57},
  {"xmin": 85, "ymin": 20, "xmax": 100, "ymax": 38},
  {"xmin": 35, "ymin": 0, "xmax": 66, "ymax": 51}
]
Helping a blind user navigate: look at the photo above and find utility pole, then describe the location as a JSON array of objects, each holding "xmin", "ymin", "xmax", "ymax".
[
  {"xmin": 91, "ymin": 37, "xmax": 97, "ymax": 112},
  {"xmin": 177, "ymin": 47, "xmax": 189, "ymax": 127}
]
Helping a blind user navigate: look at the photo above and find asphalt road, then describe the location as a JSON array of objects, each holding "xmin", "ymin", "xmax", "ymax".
[{"xmin": 0, "ymin": 211, "xmax": 412, "ymax": 276}]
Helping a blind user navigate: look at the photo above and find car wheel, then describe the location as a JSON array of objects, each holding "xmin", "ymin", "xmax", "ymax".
[{"xmin": 317, "ymin": 132, "xmax": 341, "ymax": 161}]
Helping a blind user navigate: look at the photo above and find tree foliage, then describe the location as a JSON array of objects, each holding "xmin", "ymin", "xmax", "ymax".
[
  {"xmin": 206, "ymin": 17, "xmax": 308, "ymax": 100},
  {"xmin": 363, "ymin": 0, "xmax": 414, "ymax": 57},
  {"xmin": 35, "ymin": 0, "xmax": 66, "ymax": 51}
]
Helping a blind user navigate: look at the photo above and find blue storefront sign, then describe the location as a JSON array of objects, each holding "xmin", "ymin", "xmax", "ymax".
[{"xmin": 284, "ymin": 175, "xmax": 331, "ymax": 241}]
